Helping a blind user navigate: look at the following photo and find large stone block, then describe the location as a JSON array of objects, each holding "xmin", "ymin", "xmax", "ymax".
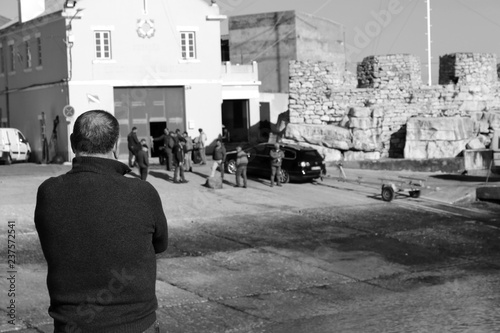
[
  {"xmin": 344, "ymin": 151, "xmax": 381, "ymax": 161},
  {"xmin": 352, "ymin": 129, "xmax": 379, "ymax": 152},
  {"xmin": 404, "ymin": 141, "xmax": 428, "ymax": 159},
  {"xmin": 348, "ymin": 117, "xmax": 374, "ymax": 129},
  {"xmin": 466, "ymin": 137, "xmax": 486, "ymax": 149},
  {"xmin": 404, "ymin": 140, "xmax": 468, "ymax": 159},
  {"xmin": 284, "ymin": 123, "xmax": 352, "ymax": 150},
  {"xmin": 205, "ymin": 176, "xmax": 223, "ymax": 189},
  {"xmin": 427, "ymin": 140, "xmax": 468, "ymax": 159},
  {"xmin": 406, "ymin": 117, "xmax": 476, "ymax": 141}
]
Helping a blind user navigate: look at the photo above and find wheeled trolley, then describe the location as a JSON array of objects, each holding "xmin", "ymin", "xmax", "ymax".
[
  {"xmin": 380, "ymin": 176, "xmax": 426, "ymax": 202},
  {"xmin": 335, "ymin": 163, "xmax": 427, "ymax": 202}
]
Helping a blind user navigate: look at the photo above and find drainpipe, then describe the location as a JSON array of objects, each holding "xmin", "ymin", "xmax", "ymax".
[{"xmin": 1, "ymin": 37, "xmax": 11, "ymax": 127}]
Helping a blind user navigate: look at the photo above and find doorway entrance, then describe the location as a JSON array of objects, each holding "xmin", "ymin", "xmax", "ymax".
[
  {"xmin": 150, "ymin": 121, "xmax": 167, "ymax": 160},
  {"xmin": 221, "ymin": 99, "xmax": 249, "ymax": 143}
]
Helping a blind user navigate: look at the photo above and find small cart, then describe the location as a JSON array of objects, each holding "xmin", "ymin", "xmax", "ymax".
[
  {"xmin": 335, "ymin": 163, "xmax": 427, "ymax": 202},
  {"xmin": 379, "ymin": 176, "xmax": 426, "ymax": 202}
]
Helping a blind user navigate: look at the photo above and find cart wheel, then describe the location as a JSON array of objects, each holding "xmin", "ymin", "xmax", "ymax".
[
  {"xmin": 409, "ymin": 190, "xmax": 421, "ymax": 198},
  {"xmin": 381, "ymin": 186, "xmax": 395, "ymax": 202}
]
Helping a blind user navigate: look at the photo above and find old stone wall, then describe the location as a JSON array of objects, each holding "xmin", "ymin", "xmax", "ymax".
[
  {"xmin": 286, "ymin": 52, "xmax": 500, "ymax": 161},
  {"xmin": 357, "ymin": 54, "xmax": 422, "ymax": 89}
]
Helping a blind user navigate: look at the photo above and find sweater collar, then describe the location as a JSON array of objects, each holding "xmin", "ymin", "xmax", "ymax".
[{"xmin": 69, "ymin": 156, "xmax": 131, "ymax": 176}]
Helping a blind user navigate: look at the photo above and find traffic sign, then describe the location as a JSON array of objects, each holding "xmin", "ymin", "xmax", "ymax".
[{"xmin": 63, "ymin": 105, "xmax": 75, "ymax": 118}]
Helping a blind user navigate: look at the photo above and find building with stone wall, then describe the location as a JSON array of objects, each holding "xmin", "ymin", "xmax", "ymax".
[
  {"xmin": 228, "ymin": 10, "xmax": 346, "ymax": 140},
  {"xmin": 284, "ymin": 52, "xmax": 500, "ymax": 164}
]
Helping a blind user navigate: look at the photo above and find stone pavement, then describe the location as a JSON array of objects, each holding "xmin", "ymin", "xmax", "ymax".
[{"xmin": 1, "ymin": 159, "xmax": 499, "ymax": 333}]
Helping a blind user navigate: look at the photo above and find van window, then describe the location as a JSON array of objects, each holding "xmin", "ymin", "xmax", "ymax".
[{"xmin": 18, "ymin": 132, "xmax": 27, "ymax": 143}]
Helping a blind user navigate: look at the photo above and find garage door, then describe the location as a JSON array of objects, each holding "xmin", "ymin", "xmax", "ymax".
[{"xmin": 114, "ymin": 86, "xmax": 185, "ymax": 158}]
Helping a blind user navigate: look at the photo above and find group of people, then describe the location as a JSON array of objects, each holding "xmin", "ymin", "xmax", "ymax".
[
  {"xmin": 127, "ymin": 126, "xmax": 210, "ymax": 183},
  {"xmin": 127, "ymin": 126, "xmax": 286, "ymax": 188}
]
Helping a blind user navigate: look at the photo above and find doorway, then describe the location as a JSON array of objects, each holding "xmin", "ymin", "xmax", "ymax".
[
  {"xmin": 221, "ymin": 99, "xmax": 249, "ymax": 142},
  {"xmin": 150, "ymin": 121, "xmax": 167, "ymax": 159}
]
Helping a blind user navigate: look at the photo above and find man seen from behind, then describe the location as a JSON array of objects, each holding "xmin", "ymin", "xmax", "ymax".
[{"xmin": 34, "ymin": 110, "xmax": 168, "ymax": 333}]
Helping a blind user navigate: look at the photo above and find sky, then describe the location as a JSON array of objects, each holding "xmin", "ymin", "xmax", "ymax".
[{"xmin": 1, "ymin": 0, "xmax": 499, "ymax": 84}]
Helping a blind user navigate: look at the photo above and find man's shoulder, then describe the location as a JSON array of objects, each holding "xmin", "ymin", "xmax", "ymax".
[{"xmin": 37, "ymin": 175, "xmax": 63, "ymax": 191}]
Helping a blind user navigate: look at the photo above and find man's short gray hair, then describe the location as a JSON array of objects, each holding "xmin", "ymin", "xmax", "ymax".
[{"xmin": 71, "ymin": 110, "xmax": 119, "ymax": 154}]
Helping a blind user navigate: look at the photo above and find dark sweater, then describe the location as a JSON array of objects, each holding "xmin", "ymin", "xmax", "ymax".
[
  {"xmin": 212, "ymin": 145, "xmax": 226, "ymax": 161},
  {"xmin": 137, "ymin": 149, "xmax": 149, "ymax": 169},
  {"xmin": 34, "ymin": 156, "xmax": 168, "ymax": 333}
]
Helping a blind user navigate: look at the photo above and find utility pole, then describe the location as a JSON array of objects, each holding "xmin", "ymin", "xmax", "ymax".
[{"xmin": 426, "ymin": 0, "xmax": 432, "ymax": 85}]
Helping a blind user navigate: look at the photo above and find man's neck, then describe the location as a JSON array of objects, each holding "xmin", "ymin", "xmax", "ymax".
[{"xmin": 75, "ymin": 152, "xmax": 116, "ymax": 159}]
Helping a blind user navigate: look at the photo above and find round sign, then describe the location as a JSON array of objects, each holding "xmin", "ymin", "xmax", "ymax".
[{"xmin": 63, "ymin": 105, "xmax": 75, "ymax": 118}]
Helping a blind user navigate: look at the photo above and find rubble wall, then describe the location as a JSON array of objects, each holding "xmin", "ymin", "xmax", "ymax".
[{"xmin": 286, "ymin": 53, "xmax": 500, "ymax": 161}]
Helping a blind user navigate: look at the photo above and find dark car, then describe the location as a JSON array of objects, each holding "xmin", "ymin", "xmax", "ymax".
[{"xmin": 224, "ymin": 142, "xmax": 323, "ymax": 183}]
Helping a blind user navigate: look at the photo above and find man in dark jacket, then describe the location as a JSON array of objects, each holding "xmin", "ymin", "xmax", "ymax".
[
  {"xmin": 152, "ymin": 129, "xmax": 175, "ymax": 171},
  {"xmin": 270, "ymin": 142, "xmax": 285, "ymax": 187},
  {"xmin": 137, "ymin": 142, "xmax": 149, "ymax": 181},
  {"xmin": 173, "ymin": 138, "xmax": 188, "ymax": 184},
  {"xmin": 210, "ymin": 139, "xmax": 226, "ymax": 179},
  {"xmin": 127, "ymin": 126, "xmax": 140, "ymax": 167},
  {"xmin": 34, "ymin": 110, "xmax": 168, "ymax": 333}
]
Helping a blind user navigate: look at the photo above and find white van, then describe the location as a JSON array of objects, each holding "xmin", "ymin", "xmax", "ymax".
[{"xmin": 0, "ymin": 128, "xmax": 32, "ymax": 164}]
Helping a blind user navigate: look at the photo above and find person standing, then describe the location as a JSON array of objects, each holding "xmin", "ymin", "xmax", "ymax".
[
  {"xmin": 166, "ymin": 131, "xmax": 176, "ymax": 171},
  {"xmin": 235, "ymin": 146, "xmax": 248, "ymax": 188},
  {"xmin": 270, "ymin": 142, "xmax": 285, "ymax": 187},
  {"xmin": 152, "ymin": 129, "xmax": 175, "ymax": 171},
  {"xmin": 210, "ymin": 139, "xmax": 226, "ymax": 179},
  {"xmin": 173, "ymin": 138, "xmax": 188, "ymax": 184},
  {"xmin": 137, "ymin": 143, "xmax": 149, "ymax": 181},
  {"xmin": 198, "ymin": 128, "xmax": 207, "ymax": 165},
  {"xmin": 34, "ymin": 110, "xmax": 168, "ymax": 333},
  {"xmin": 127, "ymin": 126, "xmax": 140, "ymax": 167},
  {"xmin": 183, "ymin": 131, "xmax": 194, "ymax": 172}
]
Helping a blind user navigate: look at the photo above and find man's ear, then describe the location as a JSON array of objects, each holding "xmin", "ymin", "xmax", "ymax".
[{"xmin": 69, "ymin": 133, "xmax": 76, "ymax": 153}]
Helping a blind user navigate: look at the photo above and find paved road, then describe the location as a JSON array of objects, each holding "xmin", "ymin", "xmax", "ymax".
[{"xmin": 1, "ymin": 161, "xmax": 500, "ymax": 333}]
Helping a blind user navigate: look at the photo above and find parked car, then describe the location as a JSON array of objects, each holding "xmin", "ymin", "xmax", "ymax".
[
  {"xmin": 224, "ymin": 142, "xmax": 323, "ymax": 183},
  {"xmin": 0, "ymin": 128, "xmax": 31, "ymax": 165}
]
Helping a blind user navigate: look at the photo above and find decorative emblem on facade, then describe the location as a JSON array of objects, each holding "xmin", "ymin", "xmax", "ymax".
[{"xmin": 136, "ymin": 19, "xmax": 155, "ymax": 38}]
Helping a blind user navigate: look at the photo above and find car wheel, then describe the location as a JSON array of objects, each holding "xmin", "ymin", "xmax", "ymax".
[
  {"xmin": 279, "ymin": 169, "xmax": 290, "ymax": 184},
  {"xmin": 25, "ymin": 151, "xmax": 31, "ymax": 163},
  {"xmin": 5, "ymin": 154, "xmax": 12, "ymax": 165},
  {"xmin": 226, "ymin": 159, "xmax": 237, "ymax": 174}
]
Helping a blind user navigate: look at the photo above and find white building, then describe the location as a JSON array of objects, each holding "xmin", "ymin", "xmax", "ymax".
[{"xmin": 0, "ymin": 0, "xmax": 260, "ymax": 162}]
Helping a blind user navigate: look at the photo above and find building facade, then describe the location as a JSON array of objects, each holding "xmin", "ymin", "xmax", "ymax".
[
  {"xmin": 228, "ymin": 10, "xmax": 346, "ymax": 135},
  {"xmin": 0, "ymin": 0, "xmax": 260, "ymax": 162}
]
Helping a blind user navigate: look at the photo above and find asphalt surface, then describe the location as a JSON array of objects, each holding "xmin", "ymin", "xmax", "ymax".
[{"xmin": 1, "ymin": 159, "xmax": 500, "ymax": 333}]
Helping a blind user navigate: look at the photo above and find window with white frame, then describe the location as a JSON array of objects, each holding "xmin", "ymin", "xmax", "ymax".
[
  {"xmin": 94, "ymin": 31, "xmax": 111, "ymax": 59},
  {"xmin": 36, "ymin": 36, "xmax": 42, "ymax": 66},
  {"xmin": 25, "ymin": 40, "xmax": 32, "ymax": 69},
  {"xmin": 180, "ymin": 31, "xmax": 196, "ymax": 60}
]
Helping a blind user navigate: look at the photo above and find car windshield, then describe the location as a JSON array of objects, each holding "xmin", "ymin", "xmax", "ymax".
[{"xmin": 301, "ymin": 150, "xmax": 322, "ymax": 159}]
